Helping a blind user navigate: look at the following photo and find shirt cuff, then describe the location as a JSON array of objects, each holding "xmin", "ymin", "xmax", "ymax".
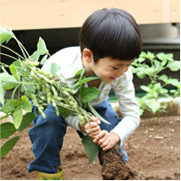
[
  {"xmin": 111, "ymin": 116, "xmax": 141, "ymax": 148},
  {"xmin": 64, "ymin": 114, "xmax": 87, "ymax": 135}
]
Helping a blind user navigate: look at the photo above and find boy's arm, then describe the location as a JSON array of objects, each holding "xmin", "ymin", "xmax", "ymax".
[
  {"xmin": 64, "ymin": 114, "xmax": 83, "ymax": 132},
  {"xmin": 112, "ymin": 68, "xmax": 141, "ymax": 147}
]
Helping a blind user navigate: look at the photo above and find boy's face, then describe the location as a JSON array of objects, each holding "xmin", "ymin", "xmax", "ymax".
[
  {"xmin": 91, "ymin": 57, "xmax": 133, "ymax": 84},
  {"xmin": 82, "ymin": 48, "xmax": 133, "ymax": 84},
  {"xmin": 85, "ymin": 57, "xmax": 133, "ymax": 84}
]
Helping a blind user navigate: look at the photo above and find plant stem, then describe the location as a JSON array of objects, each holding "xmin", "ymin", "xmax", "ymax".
[
  {"xmin": 0, "ymin": 24, "xmax": 9, "ymax": 30},
  {"xmin": 17, "ymin": 84, "xmax": 21, "ymax": 100},
  {"xmin": 13, "ymin": 36, "xmax": 30, "ymax": 59},
  {"xmin": 0, "ymin": 44, "xmax": 25, "ymax": 60},
  {"xmin": 0, "ymin": 53, "xmax": 20, "ymax": 61},
  {"xmin": 11, "ymin": 86, "xmax": 19, "ymax": 100}
]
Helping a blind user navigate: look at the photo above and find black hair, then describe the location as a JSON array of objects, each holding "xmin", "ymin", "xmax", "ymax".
[{"xmin": 79, "ymin": 8, "xmax": 142, "ymax": 62}]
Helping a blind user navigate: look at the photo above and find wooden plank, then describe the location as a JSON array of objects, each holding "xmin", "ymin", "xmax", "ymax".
[
  {"xmin": 162, "ymin": 0, "xmax": 171, "ymax": 23},
  {"xmin": 170, "ymin": 0, "xmax": 180, "ymax": 22},
  {"xmin": 0, "ymin": 0, "xmax": 180, "ymax": 30}
]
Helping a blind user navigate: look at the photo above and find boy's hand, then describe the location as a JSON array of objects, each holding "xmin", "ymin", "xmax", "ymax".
[
  {"xmin": 93, "ymin": 131, "xmax": 120, "ymax": 151},
  {"xmin": 79, "ymin": 116, "xmax": 101, "ymax": 139}
]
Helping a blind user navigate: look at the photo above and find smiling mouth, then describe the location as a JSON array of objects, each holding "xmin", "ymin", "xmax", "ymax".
[{"xmin": 109, "ymin": 77, "xmax": 116, "ymax": 80}]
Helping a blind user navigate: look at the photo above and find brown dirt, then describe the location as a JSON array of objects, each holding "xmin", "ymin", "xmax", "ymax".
[
  {"xmin": 0, "ymin": 115, "xmax": 180, "ymax": 180},
  {"xmin": 101, "ymin": 148, "xmax": 136, "ymax": 180}
]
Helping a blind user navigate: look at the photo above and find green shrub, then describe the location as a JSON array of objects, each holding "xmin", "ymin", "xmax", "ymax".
[{"xmin": 131, "ymin": 51, "xmax": 180, "ymax": 115}]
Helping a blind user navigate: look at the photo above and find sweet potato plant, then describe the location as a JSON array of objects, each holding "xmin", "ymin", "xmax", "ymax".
[
  {"xmin": 0, "ymin": 25, "xmax": 110, "ymax": 163},
  {"xmin": 131, "ymin": 51, "xmax": 180, "ymax": 115}
]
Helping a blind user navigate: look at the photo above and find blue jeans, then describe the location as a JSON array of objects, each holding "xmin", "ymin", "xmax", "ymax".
[{"xmin": 27, "ymin": 98, "xmax": 128, "ymax": 173}]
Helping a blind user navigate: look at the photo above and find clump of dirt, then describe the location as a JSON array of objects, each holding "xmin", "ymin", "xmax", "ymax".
[{"xmin": 101, "ymin": 147, "xmax": 136, "ymax": 180}]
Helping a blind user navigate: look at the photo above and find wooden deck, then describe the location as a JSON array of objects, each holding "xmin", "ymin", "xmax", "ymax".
[{"xmin": 0, "ymin": 0, "xmax": 180, "ymax": 30}]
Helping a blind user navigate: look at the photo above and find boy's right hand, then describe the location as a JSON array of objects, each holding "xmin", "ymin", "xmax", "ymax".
[{"xmin": 79, "ymin": 116, "xmax": 101, "ymax": 139}]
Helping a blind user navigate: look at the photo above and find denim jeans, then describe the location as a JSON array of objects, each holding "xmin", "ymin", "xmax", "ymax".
[{"xmin": 27, "ymin": 98, "xmax": 128, "ymax": 173}]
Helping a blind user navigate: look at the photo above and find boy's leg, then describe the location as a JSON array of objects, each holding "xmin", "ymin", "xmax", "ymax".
[
  {"xmin": 27, "ymin": 104, "xmax": 67, "ymax": 174},
  {"xmin": 94, "ymin": 97, "xmax": 121, "ymax": 132}
]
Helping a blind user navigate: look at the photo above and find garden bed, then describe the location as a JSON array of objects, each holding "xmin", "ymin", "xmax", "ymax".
[{"xmin": 0, "ymin": 112, "xmax": 180, "ymax": 180}]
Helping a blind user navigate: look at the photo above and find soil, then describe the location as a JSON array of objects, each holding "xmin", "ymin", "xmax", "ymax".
[
  {"xmin": 101, "ymin": 148, "xmax": 136, "ymax": 180},
  {"xmin": 0, "ymin": 115, "xmax": 180, "ymax": 180}
]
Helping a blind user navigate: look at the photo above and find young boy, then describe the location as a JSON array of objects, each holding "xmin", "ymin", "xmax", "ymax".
[{"xmin": 28, "ymin": 8, "xmax": 142, "ymax": 179}]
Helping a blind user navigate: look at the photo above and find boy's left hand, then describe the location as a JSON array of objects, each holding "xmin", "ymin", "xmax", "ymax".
[{"xmin": 93, "ymin": 130, "xmax": 120, "ymax": 151}]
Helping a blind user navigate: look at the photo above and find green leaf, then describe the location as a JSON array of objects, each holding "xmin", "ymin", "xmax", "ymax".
[
  {"xmin": 18, "ymin": 112, "xmax": 35, "ymax": 132},
  {"xmin": 130, "ymin": 66, "xmax": 137, "ymax": 74},
  {"xmin": 166, "ymin": 53, "xmax": 174, "ymax": 60},
  {"xmin": 12, "ymin": 107, "xmax": 23, "ymax": 129},
  {"xmin": 37, "ymin": 37, "xmax": 48, "ymax": 55},
  {"xmin": 147, "ymin": 67, "xmax": 155, "ymax": 75},
  {"xmin": 9, "ymin": 64, "xmax": 19, "ymax": 81},
  {"xmin": 0, "ymin": 72, "xmax": 19, "ymax": 90},
  {"xmin": 147, "ymin": 51, "xmax": 155, "ymax": 60},
  {"xmin": 156, "ymin": 52, "xmax": 167, "ymax": 61},
  {"xmin": 0, "ymin": 80, "xmax": 5, "ymax": 105},
  {"xmin": 50, "ymin": 62, "xmax": 60, "ymax": 75},
  {"xmin": 80, "ymin": 77, "xmax": 99, "ymax": 84},
  {"xmin": 140, "ymin": 85, "xmax": 151, "ymax": 92},
  {"xmin": 73, "ymin": 76, "xmax": 100, "ymax": 88},
  {"xmin": 140, "ymin": 51, "xmax": 148, "ymax": 58},
  {"xmin": 167, "ymin": 61, "xmax": 180, "ymax": 71},
  {"xmin": 21, "ymin": 95, "xmax": 32, "ymax": 112},
  {"xmin": 158, "ymin": 74, "xmax": 168, "ymax": 82},
  {"xmin": 157, "ymin": 52, "xmax": 173, "ymax": 61},
  {"xmin": 12, "ymin": 100, "xmax": 21, "ymax": 109},
  {"xmin": 31, "ymin": 50, "xmax": 40, "ymax": 62},
  {"xmin": 74, "ymin": 69, "xmax": 85, "ymax": 78},
  {"xmin": 159, "ymin": 88, "xmax": 168, "ymax": 94},
  {"xmin": 40, "ymin": 54, "xmax": 47, "ymax": 65},
  {"xmin": 153, "ymin": 60, "xmax": 162, "ymax": 69},
  {"xmin": 58, "ymin": 105, "xmax": 71, "ymax": 118},
  {"xmin": 0, "ymin": 28, "xmax": 13, "ymax": 44},
  {"xmin": 0, "ymin": 136, "xmax": 19, "ymax": 158},
  {"xmin": 168, "ymin": 79, "xmax": 180, "ymax": 86},
  {"xmin": 2, "ymin": 100, "xmax": 14, "ymax": 114},
  {"xmin": 87, "ymin": 102, "xmax": 111, "ymax": 125},
  {"xmin": 139, "ymin": 108, "xmax": 144, "ymax": 116},
  {"xmin": 21, "ymin": 77, "xmax": 35, "ymax": 94},
  {"xmin": 12, "ymin": 60, "xmax": 22, "ymax": 72},
  {"xmin": 145, "ymin": 100, "xmax": 160, "ymax": 113},
  {"xmin": 9, "ymin": 64, "xmax": 17, "ymax": 76},
  {"xmin": 79, "ymin": 69, "xmax": 86, "ymax": 81},
  {"xmin": 82, "ymin": 135, "xmax": 99, "ymax": 163},
  {"xmin": 0, "ymin": 123, "xmax": 16, "ymax": 139},
  {"xmin": 153, "ymin": 83, "xmax": 162, "ymax": 90},
  {"xmin": 136, "ymin": 71, "xmax": 146, "ymax": 79},
  {"xmin": 136, "ymin": 57, "xmax": 145, "ymax": 63},
  {"xmin": 80, "ymin": 87, "xmax": 100, "ymax": 103}
]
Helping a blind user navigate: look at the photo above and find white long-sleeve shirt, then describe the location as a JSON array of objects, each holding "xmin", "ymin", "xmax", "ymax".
[{"xmin": 42, "ymin": 46, "xmax": 141, "ymax": 147}]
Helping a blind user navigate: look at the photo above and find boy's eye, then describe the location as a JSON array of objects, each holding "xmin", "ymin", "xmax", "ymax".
[{"xmin": 112, "ymin": 67, "xmax": 118, "ymax": 70}]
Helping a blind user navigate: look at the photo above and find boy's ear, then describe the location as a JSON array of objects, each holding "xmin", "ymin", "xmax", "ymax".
[{"xmin": 83, "ymin": 48, "xmax": 93, "ymax": 63}]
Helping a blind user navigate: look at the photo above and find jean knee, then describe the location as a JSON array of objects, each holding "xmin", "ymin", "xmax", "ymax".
[
  {"xmin": 94, "ymin": 100, "xmax": 121, "ymax": 131},
  {"xmin": 31, "ymin": 104, "xmax": 67, "ymax": 142}
]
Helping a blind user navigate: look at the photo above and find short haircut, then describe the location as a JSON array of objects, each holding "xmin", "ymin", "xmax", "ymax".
[{"xmin": 79, "ymin": 8, "xmax": 142, "ymax": 62}]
